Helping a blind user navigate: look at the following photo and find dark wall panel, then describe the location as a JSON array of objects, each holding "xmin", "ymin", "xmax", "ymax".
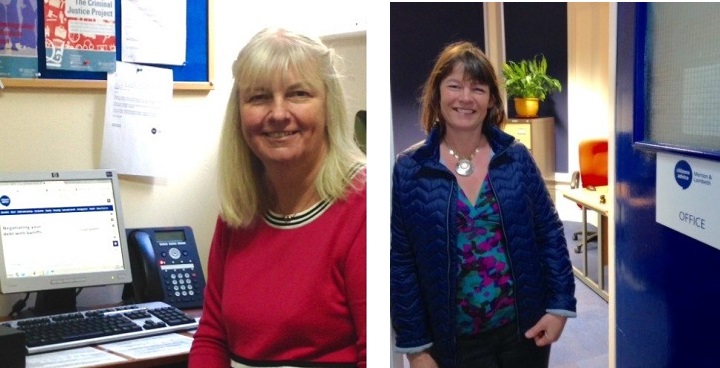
[
  {"xmin": 390, "ymin": 2, "xmax": 485, "ymax": 155},
  {"xmin": 504, "ymin": 3, "xmax": 569, "ymax": 173}
]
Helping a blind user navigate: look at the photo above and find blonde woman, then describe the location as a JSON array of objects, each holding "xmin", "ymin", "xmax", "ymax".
[{"xmin": 189, "ymin": 28, "xmax": 366, "ymax": 368}]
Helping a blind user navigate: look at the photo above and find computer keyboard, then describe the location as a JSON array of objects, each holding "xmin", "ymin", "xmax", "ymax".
[{"xmin": 1, "ymin": 301, "xmax": 198, "ymax": 355}]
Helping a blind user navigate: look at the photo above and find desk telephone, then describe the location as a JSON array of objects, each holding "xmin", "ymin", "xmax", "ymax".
[{"xmin": 122, "ymin": 226, "xmax": 206, "ymax": 309}]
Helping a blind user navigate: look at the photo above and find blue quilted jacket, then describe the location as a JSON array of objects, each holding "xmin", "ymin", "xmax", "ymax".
[{"xmin": 390, "ymin": 125, "xmax": 576, "ymax": 368}]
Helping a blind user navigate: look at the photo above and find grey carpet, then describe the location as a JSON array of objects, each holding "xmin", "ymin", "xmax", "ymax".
[{"xmin": 549, "ymin": 221, "xmax": 609, "ymax": 368}]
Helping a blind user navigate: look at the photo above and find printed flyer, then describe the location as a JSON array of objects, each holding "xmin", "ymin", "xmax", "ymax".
[
  {"xmin": 44, "ymin": 0, "xmax": 116, "ymax": 72},
  {"xmin": 0, "ymin": 0, "xmax": 38, "ymax": 78}
]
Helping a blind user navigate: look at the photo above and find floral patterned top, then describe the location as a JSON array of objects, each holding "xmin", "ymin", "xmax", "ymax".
[{"xmin": 455, "ymin": 175, "xmax": 516, "ymax": 335}]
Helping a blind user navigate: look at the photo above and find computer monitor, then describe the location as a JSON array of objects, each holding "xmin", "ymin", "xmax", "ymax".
[{"xmin": 0, "ymin": 170, "xmax": 133, "ymax": 316}]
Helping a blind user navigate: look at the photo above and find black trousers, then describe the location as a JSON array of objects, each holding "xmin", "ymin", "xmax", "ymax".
[{"xmin": 456, "ymin": 322, "xmax": 551, "ymax": 368}]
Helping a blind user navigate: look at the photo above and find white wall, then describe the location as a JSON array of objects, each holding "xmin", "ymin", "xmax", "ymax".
[
  {"xmin": 0, "ymin": 2, "xmax": 366, "ymax": 316},
  {"xmin": 557, "ymin": 2, "xmax": 612, "ymax": 224}
]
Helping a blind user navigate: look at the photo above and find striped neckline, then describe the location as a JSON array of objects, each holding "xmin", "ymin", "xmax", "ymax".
[
  {"xmin": 264, "ymin": 199, "xmax": 332, "ymax": 229},
  {"xmin": 263, "ymin": 163, "xmax": 364, "ymax": 229}
]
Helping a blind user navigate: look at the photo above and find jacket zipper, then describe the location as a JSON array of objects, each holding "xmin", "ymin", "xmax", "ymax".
[
  {"xmin": 426, "ymin": 158, "xmax": 460, "ymax": 365},
  {"xmin": 447, "ymin": 179, "xmax": 458, "ymax": 365},
  {"xmin": 487, "ymin": 151, "xmax": 522, "ymax": 334}
]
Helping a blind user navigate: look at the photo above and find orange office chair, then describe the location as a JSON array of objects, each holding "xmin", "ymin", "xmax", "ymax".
[{"xmin": 570, "ymin": 138, "xmax": 608, "ymax": 253}]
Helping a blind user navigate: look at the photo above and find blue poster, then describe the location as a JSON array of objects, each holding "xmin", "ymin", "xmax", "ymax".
[{"xmin": 0, "ymin": 0, "xmax": 38, "ymax": 78}]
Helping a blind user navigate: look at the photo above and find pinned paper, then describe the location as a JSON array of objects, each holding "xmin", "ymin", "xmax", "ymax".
[{"xmin": 100, "ymin": 61, "xmax": 173, "ymax": 177}]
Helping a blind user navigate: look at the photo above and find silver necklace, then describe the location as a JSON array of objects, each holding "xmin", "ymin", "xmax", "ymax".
[
  {"xmin": 275, "ymin": 196, "xmax": 321, "ymax": 222},
  {"xmin": 447, "ymin": 145, "xmax": 480, "ymax": 177}
]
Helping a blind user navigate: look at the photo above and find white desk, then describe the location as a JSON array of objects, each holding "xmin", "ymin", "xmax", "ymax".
[
  {"xmin": 562, "ymin": 186, "xmax": 609, "ymax": 301},
  {"xmin": 6, "ymin": 309, "xmax": 201, "ymax": 368}
]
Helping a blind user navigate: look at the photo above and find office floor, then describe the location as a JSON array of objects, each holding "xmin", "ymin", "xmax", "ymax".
[
  {"xmin": 550, "ymin": 276, "xmax": 609, "ymax": 368},
  {"xmin": 549, "ymin": 220, "xmax": 609, "ymax": 368},
  {"xmin": 564, "ymin": 221, "xmax": 609, "ymax": 293}
]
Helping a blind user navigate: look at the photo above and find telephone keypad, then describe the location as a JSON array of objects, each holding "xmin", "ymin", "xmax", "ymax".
[
  {"xmin": 126, "ymin": 227, "xmax": 206, "ymax": 309},
  {"xmin": 163, "ymin": 269, "xmax": 201, "ymax": 304}
]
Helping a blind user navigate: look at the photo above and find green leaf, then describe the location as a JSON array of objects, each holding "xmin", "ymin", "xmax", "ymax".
[{"xmin": 501, "ymin": 54, "xmax": 562, "ymax": 101}]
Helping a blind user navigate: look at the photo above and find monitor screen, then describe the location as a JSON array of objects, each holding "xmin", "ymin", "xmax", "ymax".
[{"xmin": 0, "ymin": 170, "xmax": 132, "ymax": 297}]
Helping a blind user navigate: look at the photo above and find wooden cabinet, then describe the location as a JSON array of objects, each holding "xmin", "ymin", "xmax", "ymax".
[{"xmin": 503, "ymin": 117, "xmax": 556, "ymax": 180}]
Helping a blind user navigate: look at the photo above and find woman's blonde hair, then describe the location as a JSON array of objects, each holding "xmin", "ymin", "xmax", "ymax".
[
  {"xmin": 218, "ymin": 28, "xmax": 366, "ymax": 228},
  {"xmin": 420, "ymin": 41, "xmax": 505, "ymax": 135}
]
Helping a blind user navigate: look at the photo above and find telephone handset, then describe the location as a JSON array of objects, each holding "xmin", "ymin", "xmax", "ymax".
[{"xmin": 122, "ymin": 226, "xmax": 206, "ymax": 309}]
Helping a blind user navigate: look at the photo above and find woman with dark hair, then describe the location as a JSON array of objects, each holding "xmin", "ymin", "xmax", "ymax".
[{"xmin": 390, "ymin": 41, "xmax": 576, "ymax": 368}]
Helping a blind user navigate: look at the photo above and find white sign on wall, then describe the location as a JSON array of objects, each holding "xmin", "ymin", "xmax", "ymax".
[{"xmin": 657, "ymin": 152, "xmax": 720, "ymax": 250}]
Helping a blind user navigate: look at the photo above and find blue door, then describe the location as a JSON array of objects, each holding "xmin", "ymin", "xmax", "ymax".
[{"xmin": 615, "ymin": 4, "xmax": 720, "ymax": 366}]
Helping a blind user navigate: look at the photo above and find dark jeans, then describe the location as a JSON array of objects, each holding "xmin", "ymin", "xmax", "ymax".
[{"xmin": 456, "ymin": 322, "xmax": 551, "ymax": 368}]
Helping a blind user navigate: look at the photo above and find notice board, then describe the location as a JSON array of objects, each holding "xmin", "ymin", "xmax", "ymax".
[{"xmin": 0, "ymin": 0, "xmax": 212, "ymax": 91}]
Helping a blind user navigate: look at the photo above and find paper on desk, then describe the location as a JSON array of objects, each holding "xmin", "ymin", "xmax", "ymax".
[
  {"xmin": 121, "ymin": 0, "xmax": 187, "ymax": 65},
  {"xmin": 100, "ymin": 61, "xmax": 173, "ymax": 178},
  {"xmin": 26, "ymin": 347, "xmax": 126, "ymax": 368},
  {"xmin": 97, "ymin": 333, "xmax": 194, "ymax": 359}
]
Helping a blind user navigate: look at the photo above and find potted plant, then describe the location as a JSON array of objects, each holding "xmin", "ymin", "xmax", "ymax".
[{"xmin": 501, "ymin": 55, "xmax": 562, "ymax": 118}]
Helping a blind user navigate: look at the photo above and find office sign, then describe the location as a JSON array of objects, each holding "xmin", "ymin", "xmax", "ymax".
[{"xmin": 657, "ymin": 152, "xmax": 720, "ymax": 251}]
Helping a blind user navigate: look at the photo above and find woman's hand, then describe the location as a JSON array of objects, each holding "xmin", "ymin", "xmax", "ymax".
[
  {"xmin": 524, "ymin": 313, "xmax": 568, "ymax": 347},
  {"xmin": 407, "ymin": 351, "xmax": 439, "ymax": 368}
]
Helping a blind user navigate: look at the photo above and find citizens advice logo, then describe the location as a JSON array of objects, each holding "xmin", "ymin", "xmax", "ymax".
[
  {"xmin": 674, "ymin": 160, "xmax": 693, "ymax": 189},
  {"xmin": 674, "ymin": 159, "xmax": 713, "ymax": 190},
  {"xmin": 0, "ymin": 195, "xmax": 10, "ymax": 207}
]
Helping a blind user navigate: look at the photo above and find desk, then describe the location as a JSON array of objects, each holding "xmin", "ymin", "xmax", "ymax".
[
  {"xmin": 562, "ymin": 186, "xmax": 610, "ymax": 301},
  {"xmin": 5, "ymin": 309, "xmax": 201, "ymax": 368}
]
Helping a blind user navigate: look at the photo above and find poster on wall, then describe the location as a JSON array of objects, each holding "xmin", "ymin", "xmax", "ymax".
[
  {"xmin": 44, "ymin": 0, "xmax": 116, "ymax": 72},
  {"xmin": 0, "ymin": 0, "xmax": 38, "ymax": 78}
]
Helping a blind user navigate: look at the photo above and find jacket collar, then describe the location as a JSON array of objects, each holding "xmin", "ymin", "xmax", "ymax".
[
  {"xmin": 410, "ymin": 123, "xmax": 516, "ymax": 166},
  {"xmin": 488, "ymin": 124, "xmax": 516, "ymax": 155}
]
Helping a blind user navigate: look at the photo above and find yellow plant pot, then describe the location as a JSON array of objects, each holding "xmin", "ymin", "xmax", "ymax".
[{"xmin": 514, "ymin": 97, "xmax": 540, "ymax": 118}]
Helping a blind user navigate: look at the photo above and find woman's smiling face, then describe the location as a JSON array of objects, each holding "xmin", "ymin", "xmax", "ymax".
[
  {"xmin": 239, "ymin": 70, "xmax": 327, "ymax": 168},
  {"xmin": 439, "ymin": 62, "xmax": 492, "ymax": 133}
]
